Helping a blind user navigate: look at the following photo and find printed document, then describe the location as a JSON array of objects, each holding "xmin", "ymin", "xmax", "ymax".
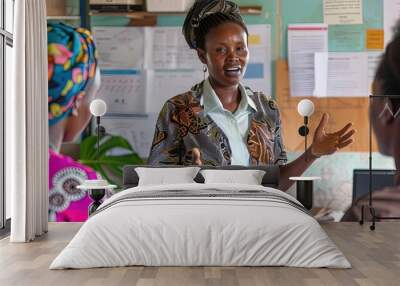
[{"xmin": 288, "ymin": 24, "xmax": 328, "ymax": 97}]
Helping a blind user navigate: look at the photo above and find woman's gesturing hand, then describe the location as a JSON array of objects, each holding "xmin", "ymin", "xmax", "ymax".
[
  {"xmin": 310, "ymin": 113, "xmax": 356, "ymax": 158},
  {"xmin": 191, "ymin": 147, "xmax": 203, "ymax": 166}
]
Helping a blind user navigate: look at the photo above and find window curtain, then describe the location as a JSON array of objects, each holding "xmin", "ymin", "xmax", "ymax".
[{"xmin": 6, "ymin": 0, "xmax": 48, "ymax": 242}]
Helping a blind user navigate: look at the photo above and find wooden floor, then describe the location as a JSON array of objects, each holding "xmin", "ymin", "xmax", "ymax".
[{"xmin": 0, "ymin": 222, "xmax": 399, "ymax": 286}]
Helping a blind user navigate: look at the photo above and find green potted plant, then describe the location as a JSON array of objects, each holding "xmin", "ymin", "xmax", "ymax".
[{"xmin": 79, "ymin": 134, "xmax": 144, "ymax": 188}]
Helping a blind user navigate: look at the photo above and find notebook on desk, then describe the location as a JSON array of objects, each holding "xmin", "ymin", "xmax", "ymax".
[{"xmin": 352, "ymin": 169, "xmax": 397, "ymax": 203}]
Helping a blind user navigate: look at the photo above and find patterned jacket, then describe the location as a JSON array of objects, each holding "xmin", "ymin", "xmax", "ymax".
[{"xmin": 147, "ymin": 81, "xmax": 287, "ymax": 166}]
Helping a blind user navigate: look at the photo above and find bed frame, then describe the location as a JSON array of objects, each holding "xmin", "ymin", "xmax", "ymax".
[{"xmin": 122, "ymin": 165, "xmax": 280, "ymax": 189}]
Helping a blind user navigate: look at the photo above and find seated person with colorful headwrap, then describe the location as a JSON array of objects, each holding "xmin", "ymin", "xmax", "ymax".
[
  {"xmin": 48, "ymin": 22, "xmax": 100, "ymax": 222},
  {"xmin": 148, "ymin": 0, "xmax": 355, "ymax": 191}
]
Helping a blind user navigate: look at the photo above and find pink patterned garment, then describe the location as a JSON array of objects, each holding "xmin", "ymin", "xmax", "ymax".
[{"xmin": 49, "ymin": 148, "xmax": 98, "ymax": 222}]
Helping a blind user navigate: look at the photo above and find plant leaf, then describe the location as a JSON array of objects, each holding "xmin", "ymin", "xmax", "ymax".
[
  {"xmin": 98, "ymin": 136, "xmax": 133, "ymax": 157},
  {"xmin": 80, "ymin": 136, "xmax": 98, "ymax": 159},
  {"xmin": 79, "ymin": 134, "xmax": 144, "ymax": 186}
]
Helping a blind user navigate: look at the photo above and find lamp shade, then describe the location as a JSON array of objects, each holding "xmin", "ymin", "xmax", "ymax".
[
  {"xmin": 297, "ymin": 99, "xmax": 315, "ymax": 117},
  {"xmin": 90, "ymin": 99, "xmax": 107, "ymax": 117}
]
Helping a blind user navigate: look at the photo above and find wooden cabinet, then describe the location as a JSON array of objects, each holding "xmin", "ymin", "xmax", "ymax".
[{"xmin": 46, "ymin": 0, "xmax": 90, "ymax": 29}]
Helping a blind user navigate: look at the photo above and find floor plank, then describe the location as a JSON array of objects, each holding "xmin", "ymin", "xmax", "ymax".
[{"xmin": 0, "ymin": 222, "xmax": 399, "ymax": 286}]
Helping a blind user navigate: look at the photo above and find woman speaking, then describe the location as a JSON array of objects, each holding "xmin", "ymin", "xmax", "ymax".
[{"xmin": 148, "ymin": 0, "xmax": 355, "ymax": 191}]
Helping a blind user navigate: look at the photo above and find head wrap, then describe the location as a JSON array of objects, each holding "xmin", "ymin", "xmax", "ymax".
[
  {"xmin": 48, "ymin": 22, "xmax": 98, "ymax": 126},
  {"xmin": 183, "ymin": 0, "xmax": 245, "ymax": 49}
]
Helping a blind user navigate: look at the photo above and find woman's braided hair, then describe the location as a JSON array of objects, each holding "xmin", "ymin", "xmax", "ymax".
[{"xmin": 182, "ymin": 0, "xmax": 248, "ymax": 50}]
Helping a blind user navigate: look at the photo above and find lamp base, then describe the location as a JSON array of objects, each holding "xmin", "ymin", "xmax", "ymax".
[{"xmin": 88, "ymin": 188, "xmax": 106, "ymax": 216}]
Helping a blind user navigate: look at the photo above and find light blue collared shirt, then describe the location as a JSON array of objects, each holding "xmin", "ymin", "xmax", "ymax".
[{"xmin": 201, "ymin": 79, "xmax": 257, "ymax": 166}]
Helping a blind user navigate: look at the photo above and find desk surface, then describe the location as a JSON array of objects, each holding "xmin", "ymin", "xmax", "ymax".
[{"xmin": 1, "ymin": 222, "xmax": 399, "ymax": 286}]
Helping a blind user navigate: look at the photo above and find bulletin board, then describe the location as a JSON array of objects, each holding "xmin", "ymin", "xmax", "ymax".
[
  {"xmin": 86, "ymin": 0, "xmax": 278, "ymax": 158},
  {"xmin": 277, "ymin": 0, "xmax": 383, "ymax": 152},
  {"xmin": 80, "ymin": 0, "xmax": 386, "ymax": 154},
  {"xmin": 276, "ymin": 59, "xmax": 376, "ymax": 152}
]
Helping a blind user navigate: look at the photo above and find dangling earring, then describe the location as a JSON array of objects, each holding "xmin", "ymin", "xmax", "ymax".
[{"xmin": 203, "ymin": 65, "xmax": 208, "ymax": 81}]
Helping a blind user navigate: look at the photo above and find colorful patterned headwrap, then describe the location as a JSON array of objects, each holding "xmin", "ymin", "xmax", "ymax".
[
  {"xmin": 48, "ymin": 22, "xmax": 98, "ymax": 126},
  {"xmin": 182, "ymin": 0, "xmax": 245, "ymax": 49}
]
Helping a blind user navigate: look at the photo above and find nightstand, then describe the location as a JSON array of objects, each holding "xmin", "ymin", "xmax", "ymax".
[
  {"xmin": 77, "ymin": 180, "xmax": 117, "ymax": 215},
  {"xmin": 289, "ymin": 177, "xmax": 321, "ymax": 210}
]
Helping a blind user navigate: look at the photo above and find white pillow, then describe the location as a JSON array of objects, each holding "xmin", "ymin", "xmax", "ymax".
[
  {"xmin": 135, "ymin": 167, "xmax": 200, "ymax": 186},
  {"xmin": 200, "ymin": 169, "xmax": 266, "ymax": 185}
]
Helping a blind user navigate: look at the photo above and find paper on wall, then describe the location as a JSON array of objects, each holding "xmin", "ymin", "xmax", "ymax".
[
  {"xmin": 243, "ymin": 24, "xmax": 272, "ymax": 96},
  {"xmin": 313, "ymin": 52, "xmax": 368, "ymax": 97},
  {"xmin": 323, "ymin": 0, "xmax": 363, "ymax": 25},
  {"xmin": 384, "ymin": 0, "xmax": 400, "ymax": 48},
  {"xmin": 146, "ymin": 69, "xmax": 203, "ymax": 114},
  {"xmin": 288, "ymin": 24, "xmax": 328, "ymax": 97},
  {"xmin": 313, "ymin": 53, "xmax": 328, "ymax": 97},
  {"xmin": 94, "ymin": 24, "xmax": 272, "ymax": 114},
  {"xmin": 93, "ymin": 27, "xmax": 145, "ymax": 69},
  {"xmin": 101, "ymin": 114, "xmax": 158, "ymax": 159},
  {"xmin": 97, "ymin": 69, "xmax": 146, "ymax": 115},
  {"xmin": 144, "ymin": 27, "xmax": 202, "ymax": 70},
  {"xmin": 329, "ymin": 25, "xmax": 364, "ymax": 52}
]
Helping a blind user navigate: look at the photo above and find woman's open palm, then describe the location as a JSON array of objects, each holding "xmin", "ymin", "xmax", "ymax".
[{"xmin": 311, "ymin": 113, "xmax": 355, "ymax": 157}]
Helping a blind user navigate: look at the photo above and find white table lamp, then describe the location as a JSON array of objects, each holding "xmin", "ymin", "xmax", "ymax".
[
  {"xmin": 77, "ymin": 180, "xmax": 116, "ymax": 215},
  {"xmin": 78, "ymin": 99, "xmax": 112, "ymax": 215},
  {"xmin": 297, "ymin": 99, "xmax": 315, "ymax": 118},
  {"xmin": 90, "ymin": 99, "xmax": 107, "ymax": 159},
  {"xmin": 90, "ymin": 98, "xmax": 107, "ymax": 117},
  {"xmin": 297, "ymin": 99, "xmax": 315, "ymax": 161}
]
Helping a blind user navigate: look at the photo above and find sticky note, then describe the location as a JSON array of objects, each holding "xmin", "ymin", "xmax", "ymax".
[
  {"xmin": 248, "ymin": 34, "xmax": 261, "ymax": 45},
  {"xmin": 366, "ymin": 29, "xmax": 384, "ymax": 50}
]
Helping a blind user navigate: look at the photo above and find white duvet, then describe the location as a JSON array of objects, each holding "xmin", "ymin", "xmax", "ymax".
[{"xmin": 50, "ymin": 183, "xmax": 351, "ymax": 269}]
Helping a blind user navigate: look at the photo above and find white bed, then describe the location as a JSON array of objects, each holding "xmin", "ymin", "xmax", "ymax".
[{"xmin": 50, "ymin": 183, "xmax": 351, "ymax": 269}]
